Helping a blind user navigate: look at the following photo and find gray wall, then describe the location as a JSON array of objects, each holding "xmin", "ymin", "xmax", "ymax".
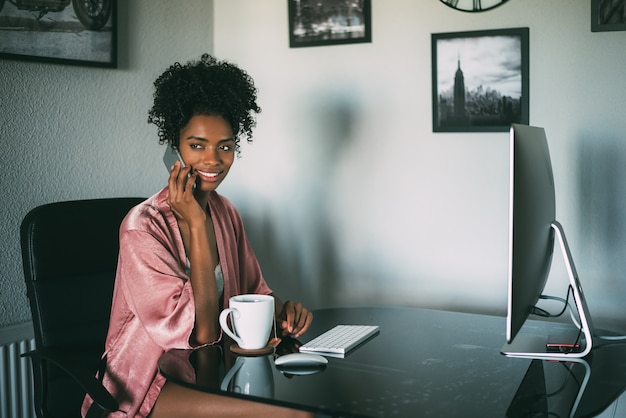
[
  {"xmin": 2, "ymin": 1, "xmax": 626, "ymax": 335},
  {"xmin": 0, "ymin": 0, "xmax": 214, "ymax": 327}
]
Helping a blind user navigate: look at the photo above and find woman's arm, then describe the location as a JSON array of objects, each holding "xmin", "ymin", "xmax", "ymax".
[
  {"xmin": 184, "ymin": 219, "xmax": 220, "ymax": 345},
  {"xmin": 167, "ymin": 162, "xmax": 220, "ymax": 345}
]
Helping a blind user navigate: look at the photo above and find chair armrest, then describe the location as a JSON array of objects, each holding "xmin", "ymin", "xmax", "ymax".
[{"xmin": 21, "ymin": 348, "xmax": 118, "ymax": 413}]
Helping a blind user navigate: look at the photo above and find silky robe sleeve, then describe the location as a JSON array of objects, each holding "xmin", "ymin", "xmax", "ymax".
[
  {"xmin": 116, "ymin": 227, "xmax": 197, "ymax": 351},
  {"xmin": 233, "ymin": 209, "xmax": 272, "ymax": 295},
  {"xmin": 211, "ymin": 194, "xmax": 272, "ymax": 302}
]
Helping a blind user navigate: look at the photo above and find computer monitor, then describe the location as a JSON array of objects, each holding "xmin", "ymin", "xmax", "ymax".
[{"xmin": 501, "ymin": 124, "xmax": 594, "ymax": 359}]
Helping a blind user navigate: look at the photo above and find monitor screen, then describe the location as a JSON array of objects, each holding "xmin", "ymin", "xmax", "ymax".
[{"xmin": 506, "ymin": 124, "xmax": 556, "ymax": 344}]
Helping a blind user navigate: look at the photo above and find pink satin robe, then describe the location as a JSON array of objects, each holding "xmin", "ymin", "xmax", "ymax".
[{"xmin": 81, "ymin": 187, "xmax": 272, "ymax": 417}]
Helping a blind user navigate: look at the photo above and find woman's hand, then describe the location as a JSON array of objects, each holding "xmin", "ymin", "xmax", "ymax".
[
  {"xmin": 166, "ymin": 161, "xmax": 205, "ymax": 225},
  {"xmin": 277, "ymin": 300, "xmax": 313, "ymax": 339}
]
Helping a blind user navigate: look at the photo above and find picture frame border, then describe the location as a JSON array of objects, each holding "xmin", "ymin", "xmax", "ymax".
[
  {"xmin": 591, "ymin": 0, "xmax": 626, "ymax": 32},
  {"xmin": 288, "ymin": 0, "xmax": 372, "ymax": 48},
  {"xmin": 0, "ymin": 0, "xmax": 117, "ymax": 68},
  {"xmin": 431, "ymin": 27, "xmax": 529, "ymax": 133}
]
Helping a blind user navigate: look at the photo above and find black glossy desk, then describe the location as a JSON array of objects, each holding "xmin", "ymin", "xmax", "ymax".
[{"xmin": 158, "ymin": 307, "xmax": 626, "ymax": 417}]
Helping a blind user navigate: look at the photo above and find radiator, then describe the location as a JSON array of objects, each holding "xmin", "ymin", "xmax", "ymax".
[{"xmin": 0, "ymin": 324, "xmax": 36, "ymax": 418}]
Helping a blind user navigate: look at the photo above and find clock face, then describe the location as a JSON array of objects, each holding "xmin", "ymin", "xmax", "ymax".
[{"xmin": 440, "ymin": 0, "xmax": 509, "ymax": 12}]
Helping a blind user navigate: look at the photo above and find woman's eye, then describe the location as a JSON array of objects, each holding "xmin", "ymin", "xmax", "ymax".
[
  {"xmin": 190, "ymin": 143, "xmax": 202, "ymax": 150},
  {"xmin": 220, "ymin": 145, "xmax": 232, "ymax": 151}
]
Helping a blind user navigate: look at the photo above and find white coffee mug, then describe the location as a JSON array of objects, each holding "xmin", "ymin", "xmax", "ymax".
[{"xmin": 219, "ymin": 294, "xmax": 275, "ymax": 350}]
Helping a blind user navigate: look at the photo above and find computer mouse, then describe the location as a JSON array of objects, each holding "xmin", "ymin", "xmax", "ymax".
[
  {"xmin": 274, "ymin": 353, "xmax": 328, "ymax": 376},
  {"xmin": 274, "ymin": 352, "xmax": 328, "ymax": 367}
]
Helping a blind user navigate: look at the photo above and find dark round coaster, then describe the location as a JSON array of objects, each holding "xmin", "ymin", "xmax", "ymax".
[{"xmin": 229, "ymin": 344, "xmax": 275, "ymax": 356}]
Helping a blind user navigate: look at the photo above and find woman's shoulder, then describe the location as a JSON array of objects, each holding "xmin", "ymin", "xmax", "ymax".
[{"xmin": 121, "ymin": 187, "xmax": 173, "ymax": 233}]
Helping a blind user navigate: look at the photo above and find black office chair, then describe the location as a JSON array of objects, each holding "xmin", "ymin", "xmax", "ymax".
[{"xmin": 20, "ymin": 197, "xmax": 145, "ymax": 418}]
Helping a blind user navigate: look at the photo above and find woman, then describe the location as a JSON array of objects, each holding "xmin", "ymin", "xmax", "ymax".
[{"xmin": 82, "ymin": 54, "xmax": 313, "ymax": 418}]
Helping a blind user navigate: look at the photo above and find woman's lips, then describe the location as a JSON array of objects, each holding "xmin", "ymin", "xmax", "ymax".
[{"xmin": 196, "ymin": 169, "xmax": 221, "ymax": 183}]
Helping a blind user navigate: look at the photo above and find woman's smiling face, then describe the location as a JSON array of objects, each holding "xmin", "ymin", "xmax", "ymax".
[{"xmin": 178, "ymin": 114, "xmax": 236, "ymax": 193}]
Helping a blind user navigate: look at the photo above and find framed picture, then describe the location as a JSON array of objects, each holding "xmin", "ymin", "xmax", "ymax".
[
  {"xmin": 0, "ymin": 0, "xmax": 117, "ymax": 67},
  {"xmin": 431, "ymin": 27, "xmax": 529, "ymax": 133},
  {"xmin": 591, "ymin": 0, "xmax": 626, "ymax": 32},
  {"xmin": 288, "ymin": 0, "xmax": 371, "ymax": 48}
]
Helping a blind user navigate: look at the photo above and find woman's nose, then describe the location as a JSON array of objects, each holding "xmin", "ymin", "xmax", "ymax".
[{"xmin": 203, "ymin": 147, "xmax": 220, "ymax": 164}]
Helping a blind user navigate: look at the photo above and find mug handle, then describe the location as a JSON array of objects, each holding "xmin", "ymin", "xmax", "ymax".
[
  {"xmin": 219, "ymin": 308, "xmax": 243, "ymax": 346},
  {"xmin": 220, "ymin": 356, "xmax": 245, "ymax": 391}
]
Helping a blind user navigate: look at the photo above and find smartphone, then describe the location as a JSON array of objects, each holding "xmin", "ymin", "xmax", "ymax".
[
  {"xmin": 163, "ymin": 147, "xmax": 194, "ymax": 189},
  {"xmin": 546, "ymin": 342, "xmax": 581, "ymax": 353},
  {"xmin": 163, "ymin": 147, "xmax": 185, "ymax": 172}
]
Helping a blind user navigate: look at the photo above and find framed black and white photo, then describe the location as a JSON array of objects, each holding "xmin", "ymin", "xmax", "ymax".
[
  {"xmin": 431, "ymin": 27, "xmax": 529, "ymax": 133},
  {"xmin": 591, "ymin": 0, "xmax": 626, "ymax": 32},
  {"xmin": 288, "ymin": 0, "xmax": 371, "ymax": 48},
  {"xmin": 0, "ymin": 0, "xmax": 116, "ymax": 67}
]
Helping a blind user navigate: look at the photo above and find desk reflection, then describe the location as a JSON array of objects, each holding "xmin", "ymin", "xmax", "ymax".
[
  {"xmin": 160, "ymin": 342, "xmax": 626, "ymax": 418},
  {"xmin": 158, "ymin": 337, "xmax": 306, "ymax": 401},
  {"xmin": 220, "ymin": 355, "xmax": 274, "ymax": 397},
  {"xmin": 507, "ymin": 359, "xmax": 590, "ymax": 418},
  {"xmin": 157, "ymin": 307, "xmax": 626, "ymax": 418},
  {"xmin": 508, "ymin": 342, "xmax": 626, "ymax": 418}
]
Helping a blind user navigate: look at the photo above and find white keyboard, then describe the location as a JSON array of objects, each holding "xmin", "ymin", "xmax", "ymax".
[{"xmin": 299, "ymin": 325, "xmax": 379, "ymax": 355}]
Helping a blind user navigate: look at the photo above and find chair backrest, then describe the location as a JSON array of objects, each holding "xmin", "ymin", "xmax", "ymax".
[{"xmin": 20, "ymin": 197, "xmax": 145, "ymax": 418}]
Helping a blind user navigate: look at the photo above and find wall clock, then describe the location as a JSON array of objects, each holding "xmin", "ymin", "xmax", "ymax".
[{"xmin": 440, "ymin": 0, "xmax": 510, "ymax": 12}]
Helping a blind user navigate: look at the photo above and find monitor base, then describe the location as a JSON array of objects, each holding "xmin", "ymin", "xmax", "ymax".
[{"xmin": 501, "ymin": 333, "xmax": 589, "ymax": 360}]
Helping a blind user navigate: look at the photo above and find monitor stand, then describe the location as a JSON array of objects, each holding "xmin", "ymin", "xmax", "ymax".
[{"xmin": 502, "ymin": 221, "xmax": 594, "ymax": 360}]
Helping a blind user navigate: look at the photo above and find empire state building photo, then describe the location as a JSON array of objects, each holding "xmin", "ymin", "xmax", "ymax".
[{"xmin": 433, "ymin": 28, "xmax": 528, "ymax": 132}]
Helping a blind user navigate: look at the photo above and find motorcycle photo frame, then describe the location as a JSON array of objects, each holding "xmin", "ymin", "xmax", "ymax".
[{"xmin": 0, "ymin": 0, "xmax": 117, "ymax": 68}]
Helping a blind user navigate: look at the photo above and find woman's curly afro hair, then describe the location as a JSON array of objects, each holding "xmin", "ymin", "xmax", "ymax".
[{"xmin": 148, "ymin": 54, "xmax": 261, "ymax": 152}]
